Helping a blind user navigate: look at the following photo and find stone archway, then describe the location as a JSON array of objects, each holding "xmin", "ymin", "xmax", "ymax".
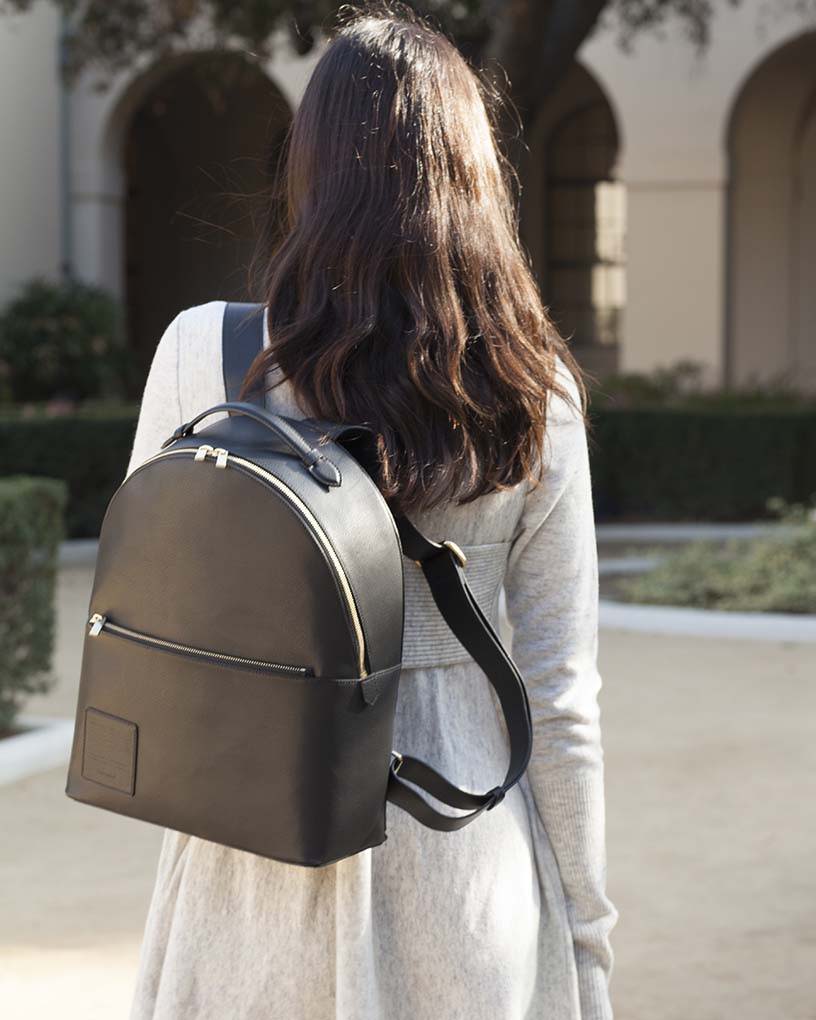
[
  {"xmin": 727, "ymin": 31, "xmax": 816, "ymax": 389},
  {"xmin": 121, "ymin": 51, "xmax": 291, "ymax": 378},
  {"xmin": 792, "ymin": 88, "xmax": 816, "ymax": 384},
  {"xmin": 524, "ymin": 63, "xmax": 625, "ymax": 379}
]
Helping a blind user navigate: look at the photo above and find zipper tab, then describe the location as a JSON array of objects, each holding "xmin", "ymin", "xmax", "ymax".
[
  {"xmin": 194, "ymin": 444, "xmax": 215, "ymax": 462},
  {"xmin": 214, "ymin": 447, "xmax": 229, "ymax": 469},
  {"xmin": 89, "ymin": 613, "xmax": 106, "ymax": 636}
]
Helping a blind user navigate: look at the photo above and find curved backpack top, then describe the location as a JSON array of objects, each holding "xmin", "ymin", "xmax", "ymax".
[{"xmin": 64, "ymin": 302, "xmax": 533, "ymax": 867}]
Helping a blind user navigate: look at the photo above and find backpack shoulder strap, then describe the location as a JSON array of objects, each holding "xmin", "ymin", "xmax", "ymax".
[
  {"xmin": 385, "ymin": 517, "xmax": 532, "ymax": 829},
  {"xmin": 222, "ymin": 301, "xmax": 266, "ymax": 407},
  {"xmin": 222, "ymin": 301, "xmax": 533, "ymax": 831}
]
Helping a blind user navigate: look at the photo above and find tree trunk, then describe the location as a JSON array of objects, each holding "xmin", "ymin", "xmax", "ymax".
[{"xmin": 481, "ymin": 0, "xmax": 608, "ymax": 145}]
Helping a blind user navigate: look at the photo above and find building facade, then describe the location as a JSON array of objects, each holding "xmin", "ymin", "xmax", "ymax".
[{"xmin": 1, "ymin": 2, "xmax": 814, "ymax": 387}]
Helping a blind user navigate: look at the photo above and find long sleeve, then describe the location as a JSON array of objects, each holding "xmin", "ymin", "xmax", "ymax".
[
  {"xmin": 125, "ymin": 311, "xmax": 184, "ymax": 479},
  {"xmin": 503, "ymin": 360, "xmax": 618, "ymax": 1019}
]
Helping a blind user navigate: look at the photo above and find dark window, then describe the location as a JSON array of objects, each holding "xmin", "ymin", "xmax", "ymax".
[{"xmin": 546, "ymin": 100, "xmax": 625, "ymax": 357}]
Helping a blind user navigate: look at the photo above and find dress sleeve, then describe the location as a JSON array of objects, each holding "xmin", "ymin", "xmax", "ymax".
[
  {"xmin": 124, "ymin": 311, "xmax": 184, "ymax": 480},
  {"xmin": 503, "ymin": 358, "xmax": 618, "ymax": 1020}
]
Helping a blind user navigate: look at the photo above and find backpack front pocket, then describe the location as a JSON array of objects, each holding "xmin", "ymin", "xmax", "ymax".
[
  {"xmin": 86, "ymin": 612, "xmax": 313, "ymax": 677},
  {"xmin": 67, "ymin": 611, "xmax": 401, "ymax": 866}
]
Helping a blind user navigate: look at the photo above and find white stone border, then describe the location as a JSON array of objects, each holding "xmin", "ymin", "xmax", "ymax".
[
  {"xmin": 599, "ymin": 599, "xmax": 816, "ymax": 643},
  {"xmin": 596, "ymin": 521, "xmax": 796, "ymax": 544},
  {"xmin": 58, "ymin": 538, "xmax": 98, "ymax": 566},
  {"xmin": 598, "ymin": 523, "xmax": 816, "ymax": 642},
  {"xmin": 0, "ymin": 716, "xmax": 74, "ymax": 787},
  {"xmin": 599, "ymin": 556, "xmax": 661, "ymax": 576}
]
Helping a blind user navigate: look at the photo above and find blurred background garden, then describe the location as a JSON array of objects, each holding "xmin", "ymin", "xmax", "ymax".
[{"xmin": 0, "ymin": 1, "xmax": 814, "ymax": 1018}]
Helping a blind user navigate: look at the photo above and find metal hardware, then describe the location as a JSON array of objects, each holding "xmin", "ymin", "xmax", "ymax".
[
  {"xmin": 414, "ymin": 541, "xmax": 468, "ymax": 570},
  {"xmin": 194, "ymin": 445, "xmax": 228, "ymax": 467},
  {"xmin": 87, "ymin": 611, "xmax": 311, "ymax": 675},
  {"xmin": 485, "ymin": 786, "xmax": 506, "ymax": 810},
  {"xmin": 391, "ymin": 750, "xmax": 404, "ymax": 775},
  {"xmin": 89, "ymin": 612, "xmax": 105, "ymax": 636},
  {"xmin": 442, "ymin": 540, "xmax": 467, "ymax": 567}
]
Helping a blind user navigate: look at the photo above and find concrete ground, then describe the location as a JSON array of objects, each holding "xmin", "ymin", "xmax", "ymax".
[{"xmin": 1, "ymin": 562, "xmax": 815, "ymax": 1019}]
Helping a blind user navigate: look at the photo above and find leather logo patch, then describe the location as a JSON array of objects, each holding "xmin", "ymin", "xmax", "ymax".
[{"xmin": 82, "ymin": 708, "xmax": 137, "ymax": 796}]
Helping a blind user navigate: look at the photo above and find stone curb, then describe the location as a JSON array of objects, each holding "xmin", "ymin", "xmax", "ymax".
[
  {"xmin": 0, "ymin": 716, "xmax": 74, "ymax": 788},
  {"xmin": 596, "ymin": 522, "xmax": 793, "ymax": 543},
  {"xmin": 58, "ymin": 539, "xmax": 98, "ymax": 566},
  {"xmin": 599, "ymin": 599, "xmax": 816, "ymax": 643}
]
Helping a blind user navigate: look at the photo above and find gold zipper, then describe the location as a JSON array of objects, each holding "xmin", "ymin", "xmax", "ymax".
[
  {"xmin": 88, "ymin": 613, "xmax": 312, "ymax": 676},
  {"xmin": 127, "ymin": 445, "xmax": 367, "ymax": 677}
]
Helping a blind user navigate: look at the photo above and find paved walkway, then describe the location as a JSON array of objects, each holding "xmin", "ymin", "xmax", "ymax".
[{"xmin": 1, "ymin": 564, "xmax": 814, "ymax": 1018}]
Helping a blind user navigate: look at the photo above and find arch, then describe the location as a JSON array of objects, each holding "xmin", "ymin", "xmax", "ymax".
[
  {"xmin": 67, "ymin": 43, "xmax": 298, "ymax": 377},
  {"xmin": 791, "ymin": 82, "xmax": 816, "ymax": 383},
  {"xmin": 725, "ymin": 30, "xmax": 816, "ymax": 389},
  {"xmin": 524, "ymin": 62, "xmax": 625, "ymax": 378},
  {"xmin": 101, "ymin": 50, "xmax": 218, "ymax": 197},
  {"xmin": 571, "ymin": 60, "xmax": 627, "ymax": 170},
  {"xmin": 99, "ymin": 50, "xmax": 292, "ymax": 379},
  {"xmin": 723, "ymin": 23, "xmax": 816, "ymax": 150}
]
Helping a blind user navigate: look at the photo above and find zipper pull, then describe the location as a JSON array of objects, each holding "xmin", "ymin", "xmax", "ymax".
[
  {"xmin": 88, "ymin": 613, "xmax": 106, "ymax": 636},
  {"xmin": 194, "ymin": 444, "xmax": 215, "ymax": 462},
  {"xmin": 214, "ymin": 447, "xmax": 229, "ymax": 469}
]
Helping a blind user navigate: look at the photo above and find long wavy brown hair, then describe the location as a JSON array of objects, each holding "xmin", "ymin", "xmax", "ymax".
[{"xmin": 244, "ymin": 3, "xmax": 585, "ymax": 515}]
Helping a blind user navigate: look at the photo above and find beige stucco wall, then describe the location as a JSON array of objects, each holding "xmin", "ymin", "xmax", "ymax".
[
  {"xmin": 579, "ymin": 3, "xmax": 816, "ymax": 384},
  {"xmin": 623, "ymin": 183, "xmax": 724, "ymax": 381},
  {"xmin": 0, "ymin": 4, "xmax": 61, "ymax": 305},
  {"xmin": 2, "ymin": 1, "xmax": 815, "ymax": 386}
]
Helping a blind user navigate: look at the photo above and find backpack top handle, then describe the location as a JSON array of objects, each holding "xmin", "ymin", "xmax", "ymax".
[{"xmin": 161, "ymin": 400, "xmax": 342, "ymax": 488}]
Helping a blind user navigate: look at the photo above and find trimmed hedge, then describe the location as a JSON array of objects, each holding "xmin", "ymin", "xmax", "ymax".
[
  {"xmin": 0, "ymin": 406, "xmax": 815, "ymax": 535},
  {"xmin": 0, "ymin": 475, "xmax": 67, "ymax": 731},
  {"xmin": 0, "ymin": 410, "xmax": 137, "ymax": 538},
  {"xmin": 589, "ymin": 407, "xmax": 816, "ymax": 521}
]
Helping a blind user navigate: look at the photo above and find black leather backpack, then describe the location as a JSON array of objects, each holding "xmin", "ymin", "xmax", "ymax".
[{"xmin": 65, "ymin": 302, "xmax": 533, "ymax": 867}]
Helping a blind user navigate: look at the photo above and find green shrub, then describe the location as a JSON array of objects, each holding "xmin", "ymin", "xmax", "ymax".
[
  {"xmin": 0, "ymin": 277, "xmax": 132, "ymax": 403},
  {"xmin": 0, "ymin": 408, "xmax": 137, "ymax": 538},
  {"xmin": 0, "ymin": 476, "xmax": 67, "ymax": 732},
  {"xmin": 618, "ymin": 499, "xmax": 816, "ymax": 613}
]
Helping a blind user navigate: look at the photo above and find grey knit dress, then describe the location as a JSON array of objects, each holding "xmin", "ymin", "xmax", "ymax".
[{"xmin": 126, "ymin": 301, "xmax": 617, "ymax": 1020}]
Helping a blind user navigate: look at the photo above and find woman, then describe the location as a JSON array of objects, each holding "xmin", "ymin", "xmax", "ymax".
[{"xmin": 127, "ymin": 7, "xmax": 617, "ymax": 1020}]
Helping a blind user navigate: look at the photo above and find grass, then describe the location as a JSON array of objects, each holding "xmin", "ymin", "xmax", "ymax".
[{"xmin": 618, "ymin": 499, "xmax": 816, "ymax": 614}]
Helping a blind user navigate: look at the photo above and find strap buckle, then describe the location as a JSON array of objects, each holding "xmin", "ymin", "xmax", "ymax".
[
  {"xmin": 441, "ymin": 540, "xmax": 467, "ymax": 568},
  {"xmin": 485, "ymin": 786, "xmax": 506, "ymax": 810},
  {"xmin": 390, "ymin": 750, "xmax": 404, "ymax": 775},
  {"xmin": 414, "ymin": 539, "xmax": 467, "ymax": 569}
]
